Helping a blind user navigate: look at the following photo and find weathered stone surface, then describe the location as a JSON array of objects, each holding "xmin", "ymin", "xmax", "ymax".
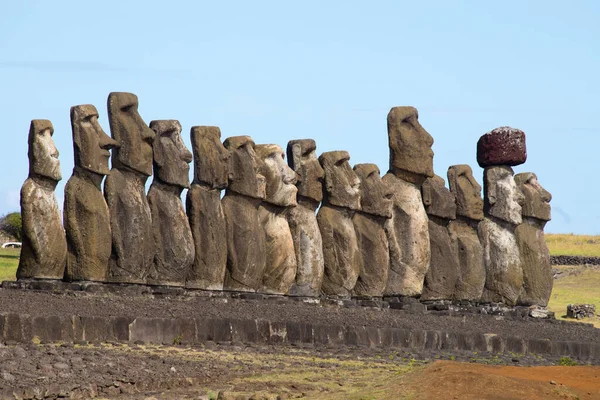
[
  {"xmin": 484, "ymin": 166, "xmax": 524, "ymax": 226},
  {"xmin": 286, "ymin": 139, "xmax": 325, "ymax": 297},
  {"xmin": 222, "ymin": 136, "xmax": 266, "ymax": 292},
  {"xmin": 352, "ymin": 164, "xmax": 392, "ymax": 297},
  {"xmin": 64, "ymin": 105, "xmax": 118, "ymax": 282},
  {"xmin": 515, "ymin": 172, "xmax": 552, "ymax": 306},
  {"xmin": 147, "ymin": 120, "xmax": 194, "ymax": 287},
  {"xmin": 317, "ymin": 151, "xmax": 361, "ymax": 296},
  {"xmin": 447, "ymin": 165, "xmax": 483, "ymax": 221},
  {"xmin": 186, "ymin": 126, "xmax": 230, "ymax": 290},
  {"xmin": 421, "ymin": 176, "xmax": 459, "ymax": 300},
  {"xmin": 477, "ymin": 126, "xmax": 527, "ymax": 168},
  {"xmin": 17, "ymin": 120, "xmax": 67, "ymax": 280},
  {"xmin": 255, "ymin": 144, "xmax": 298, "ymax": 294},
  {"xmin": 105, "ymin": 92, "xmax": 156, "ymax": 284}
]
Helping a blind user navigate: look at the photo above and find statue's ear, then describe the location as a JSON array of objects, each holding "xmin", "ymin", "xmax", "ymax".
[
  {"xmin": 487, "ymin": 177, "xmax": 497, "ymax": 206},
  {"xmin": 422, "ymin": 179, "xmax": 432, "ymax": 206}
]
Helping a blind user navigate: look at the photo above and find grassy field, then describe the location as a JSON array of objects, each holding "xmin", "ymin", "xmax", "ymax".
[
  {"xmin": 545, "ymin": 233, "xmax": 600, "ymax": 257},
  {"xmin": 0, "ymin": 248, "xmax": 19, "ymax": 281}
]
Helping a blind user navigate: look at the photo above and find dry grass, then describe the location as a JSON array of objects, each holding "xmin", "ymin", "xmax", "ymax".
[{"xmin": 545, "ymin": 233, "xmax": 600, "ymax": 257}]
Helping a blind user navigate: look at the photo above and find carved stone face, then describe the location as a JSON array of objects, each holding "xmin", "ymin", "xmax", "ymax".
[
  {"xmin": 107, "ymin": 92, "xmax": 155, "ymax": 176},
  {"xmin": 318, "ymin": 151, "xmax": 360, "ymax": 210},
  {"xmin": 149, "ymin": 120, "xmax": 192, "ymax": 189},
  {"xmin": 387, "ymin": 106, "xmax": 434, "ymax": 178},
  {"xmin": 353, "ymin": 163, "xmax": 392, "ymax": 218},
  {"xmin": 484, "ymin": 165, "xmax": 524, "ymax": 225},
  {"xmin": 287, "ymin": 139, "xmax": 324, "ymax": 203},
  {"xmin": 223, "ymin": 135, "xmax": 266, "ymax": 199},
  {"xmin": 28, "ymin": 119, "xmax": 61, "ymax": 181},
  {"xmin": 71, "ymin": 104, "xmax": 118, "ymax": 176},
  {"xmin": 515, "ymin": 172, "xmax": 552, "ymax": 222},
  {"xmin": 256, "ymin": 144, "xmax": 298, "ymax": 207},
  {"xmin": 190, "ymin": 126, "xmax": 230, "ymax": 190},
  {"xmin": 448, "ymin": 164, "xmax": 484, "ymax": 221},
  {"xmin": 422, "ymin": 175, "xmax": 456, "ymax": 220}
]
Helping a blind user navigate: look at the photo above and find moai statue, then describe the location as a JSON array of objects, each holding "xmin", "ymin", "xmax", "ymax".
[
  {"xmin": 256, "ymin": 144, "xmax": 298, "ymax": 294},
  {"xmin": 105, "ymin": 92, "xmax": 156, "ymax": 284},
  {"xmin": 286, "ymin": 139, "xmax": 325, "ymax": 297},
  {"xmin": 317, "ymin": 151, "xmax": 361, "ymax": 297},
  {"xmin": 382, "ymin": 107, "xmax": 434, "ymax": 297},
  {"xmin": 421, "ymin": 175, "xmax": 460, "ymax": 300},
  {"xmin": 477, "ymin": 127, "xmax": 526, "ymax": 305},
  {"xmin": 186, "ymin": 126, "xmax": 230, "ymax": 290},
  {"xmin": 147, "ymin": 120, "xmax": 194, "ymax": 286},
  {"xmin": 515, "ymin": 172, "xmax": 552, "ymax": 306},
  {"xmin": 352, "ymin": 164, "xmax": 393, "ymax": 297},
  {"xmin": 222, "ymin": 136, "xmax": 266, "ymax": 292},
  {"xmin": 64, "ymin": 105, "xmax": 118, "ymax": 281},
  {"xmin": 447, "ymin": 165, "xmax": 485, "ymax": 301},
  {"xmin": 17, "ymin": 120, "xmax": 67, "ymax": 280}
]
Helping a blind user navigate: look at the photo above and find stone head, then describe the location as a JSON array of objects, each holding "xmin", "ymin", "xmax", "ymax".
[
  {"xmin": 190, "ymin": 126, "xmax": 230, "ymax": 190},
  {"xmin": 28, "ymin": 119, "xmax": 61, "ymax": 182},
  {"xmin": 287, "ymin": 139, "xmax": 324, "ymax": 203},
  {"xmin": 149, "ymin": 120, "xmax": 192, "ymax": 189},
  {"xmin": 318, "ymin": 151, "xmax": 360, "ymax": 210},
  {"xmin": 422, "ymin": 175, "xmax": 456, "ymax": 220},
  {"xmin": 353, "ymin": 163, "xmax": 392, "ymax": 218},
  {"xmin": 447, "ymin": 164, "xmax": 484, "ymax": 221},
  {"xmin": 483, "ymin": 165, "xmax": 524, "ymax": 225},
  {"xmin": 107, "ymin": 92, "xmax": 155, "ymax": 176},
  {"xmin": 71, "ymin": 104, "xmax": 118, "ymax": 176},
  {"xmin": 514, "ymin": 172, "xmax": 552, "ymax": 222},
  {"xmin": 256, "ymin": 144, "xmax": 298, "ymax": 207},
  {"xmin": 223, "ymin": 135, "xmax": 266, "ymax": 199},
  {"xmin": 387, "ymin": 106, "xmax": 434, "ymax": 181}
]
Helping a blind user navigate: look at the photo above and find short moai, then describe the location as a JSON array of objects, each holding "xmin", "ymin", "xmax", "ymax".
[
  {"xmin": 447, "ymin": 165, "xmax": 485, "ymax": 301},
  {"xmin": 286, "ymin": 139, "xmax": 325, "ymax": 296},
  {"xmin": 420, "ymin": 175, "xmax": 460, "ymax": 300},
  {"xmin": 515, "ymin": 172, "xmax": 553, "ymax": 306},
  {"xmin": 222, "ymin": 136, "xmax": 267, "ymax": 292},
  {"xmin": 64, "ymin": 105, "xmax": 118, "ymax": 281},
  {"xmin": 104, "ymin": 92, "xmax": 156, "ymax": 284},
  {"xmin": 256, "ymin": 144, "xmax": 298, "ymax": 294},
  {"xmin": 352, "ymin": 164, "xmax": 393, "ymax": 297},
  {"xmin": 17, "ymin": 120, "xmax": 67, "ymax": 280},
  {"xmin": 147, "ymin": 120, "xmax": 194, "ymax": 287},
  {"xmin": 186, "ymin": 126, "xmax": 230, "ymax": 290},
  {"xmin": 477, "ymin": 127, "xmax": 526, "ymax": 305},
  {"xmin": 317, "ymin": 151, "xmax": 362, "ymax": 297},
  {"xmin": 382, "ymin": 107, "xmax": 434, "ymax": 297}
]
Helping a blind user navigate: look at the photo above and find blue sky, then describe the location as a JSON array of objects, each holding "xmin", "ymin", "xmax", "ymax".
[{"xmin": 0, "ymin": 1, "xmax": 598, "ymax": 233}]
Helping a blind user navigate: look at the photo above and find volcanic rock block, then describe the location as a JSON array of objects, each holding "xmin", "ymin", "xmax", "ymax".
[
  {"xmin": 186, "ymin": 126, "xmax": 230, "ymax": 290},
  {"xmin": 286, "ymin": 139, "xmax": 325, "ymax": 296},
  {"xmin": 477, "ymin": 126, "xmax": 527, "ymax": 168},
  {"xmin": 256, "ymin": 144, "xmax": 298, "ymax": 295},
  {"xmin": 105, "ymin": 92, "xmax": 156, "ymax": 284},
  {"xmin": 17, "ymin": 120, "xmax": 67, "ymax": 280},
  {"xmin": 64, "ymin": 105, "xmax": 118, "ymax": 282},
  {"xmin": 317, "ymin": 151, "xmax": 361, "ymax": 296},
  {"xmin": 515, "ymin": 172, "xmax": 553, "ymax": 306},
  {"xmin": 421, "ymin": 175, "xmax": 459, "ymax": 300},
  {"xmin": 352, "ymin": 164, "xmax": 392, "ymax": 297},
  {"xmin": 146, "ymin": 120, "xmax": 195, "ymax": 287}
]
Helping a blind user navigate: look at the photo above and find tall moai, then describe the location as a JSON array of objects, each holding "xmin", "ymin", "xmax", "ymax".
[
  {"xmin": 104, "ymin": 92, "xmax": 156, "ymax": 284},
  {"xmin": 477, "ymin": 127, "xmax": 526, "ymax": 305},
  {"xmin": 447, "ymin": 165, "xmax": 485, "ymax": 301},
  {"xmin": 382, "ymin": 107, "xmax": 434, "ymax": 297},
  {"xmin": 515, "ymin": 172, "xmax": 553, "ymax": 306},
  {"xmin": 352, "ymin": 164, "xmax": 393, "ymax": 297},
  {"xmin": 147, "ymin": 120, "xmax": 194, "ymax": 287},
  {"xmin": 222, "ymin": 136, "xmax": 267, "ymax": 292},
  {"xmin": 64, "ymin": 105, "xmax": 118, "ymax": 281},
  {"xmin": 317, "ymin": 151, "xmax": 362, "ymax": 297},
  {"xmin": 186, "ymin": 126, "xmax": 230, "ymax": 290},
  {"xmin": 286, "ymin": 139, "xmax": 325, "ymax": 297},
  {"xmin": 17, "ymin": 120, "xmax": 67, "ymax": 280},
  {"xmin": 421, "ymin": 175, "xmax": 460, "ymax": 300},
  {"xmin": 256, "ymin": 144, "xmax": 298, "ymax": 294}
]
